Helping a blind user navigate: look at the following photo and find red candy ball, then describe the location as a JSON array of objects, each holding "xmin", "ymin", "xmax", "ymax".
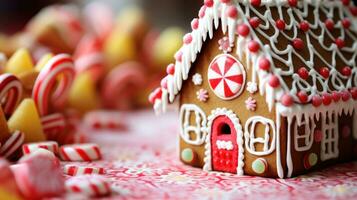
[
  {"xmin": 341, "ymin": 66, "xmax": 352, "ymax": 76},
  {"xmin": 292, "ymin": 38, "xmax": 304, "ymax": 50},
  {"xmin": 275, "ymin": 19, "xmax": 286, "ymax": 30},
  {"xmin": 199, "ymin": 6, "xmax": 206, "ymax": 18},
  {"xmin": 268, "ymin": 75, "xmax": 280, "ymax": 88},
  {"xmin": 248, "ymin": 40, "xmax": 260, "ymax": 52},
  {"xmin": 312, "ymin": 95, "xmax": 322, "ymax": 107},
  {"xmin": 319, "ymin": 67, "xmax": 330, "ymax": 79},
  {"xmin": 350, "ymin": 7, "xmax": 357, "ymax": 16},
  {"xmin": 220, "ymin": 0, "xmax": 231, "ymax": 3},
  {"xmin": 166, "ymin": 64, "xmax": 175, "ymax": 75},
  {"xmin": 325, "ymin": 19, "xmax": 334, "ymax": 30},
  {"xmin": 341, "ymin": 18, "xmax": 351, "ymax": 29},
  {"xmin": 191, "ymin": 18, "xmax": 199, "ymax": 30},
  {"xmin": 249, "ymin": 17, "xmax": 260, "ymax": 28},
  {"xmin": 237, "ymin": 24, "xmax": 250, "ymax": 37},
  {"xmin": 281, "ymin": 94, "xmax": 294, "ymax": 106},
  {"xmin": 160, "ymin": 77, "xmax": 168, "ymax": 89},
  {"xmin": 322, "ymin": 93, "xmax": 332, "ymax": 106},
  {"xmin": 299, "ymin": 21, "xmax": 310, "ymax": 32},
  {"xmin": 342, "ymin": 91, "xmax": 351, "ymax": 101},
  {"xmin": 332, "ymin": 91, "xmax": 341, "ymax": 102},
  {"xmin": 251, "ymin": 0, "xmax": 261, "ymax": 7},
  {"xmin": 204, "ymin": 0, "xmax": 214, "ymax": 7},
  {"xmin": 351, "ymin": 88, "xmax": 357, "ymax": 100},
  {"xmin": 341, "ymin": 0, "xmax": 350, "ymax": 6},
  {"xmin": 298, "ymin": 67, "xmax": 309, "ymax": 80},
  {"xmin": 259, "ymin": 58, "xmax": 270, "ymax": 70},
  {"xmin": 335, "ymin": 38, "xmax": 345, "ymax": 49},
  {"xmin": 288, "ymin": 0, "xmax": 298, "ymax": 7},
  {"xmin": 227, "ymin": 6, "xmax": 238, "ymax": 18},
  {"xmin": 297, "ymin": 91, "xmax": 308, "ymax": 103},
  {"xmin": 183, "ymin": 33, "xmax": 193, "ymax": 44}
]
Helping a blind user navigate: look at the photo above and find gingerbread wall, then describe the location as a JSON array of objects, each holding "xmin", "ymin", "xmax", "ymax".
[{"xmin": 179, "ymin": 28, "xmax": 288, "ymax": 178}]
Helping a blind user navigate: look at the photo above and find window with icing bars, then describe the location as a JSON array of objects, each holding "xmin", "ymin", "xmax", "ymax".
[
  {"xmin": 179, "ymin": 104, "xmax": 207, "ymax": 145},
  {"xmin": 320, "ymin": 112, "xmax": 339, "ymax": 161},
  {"xmin": 244, "ymin": 116, "xmax": 276, "ymax": 156},
  {"xmin": 294, "ymin": 117, "xmax": 315, "ymax": 152}
]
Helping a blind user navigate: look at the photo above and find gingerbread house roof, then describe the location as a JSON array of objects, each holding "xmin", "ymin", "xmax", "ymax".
[{"xmin": 149, "ymin": 0, "xmax": 357, "ymax": 116}]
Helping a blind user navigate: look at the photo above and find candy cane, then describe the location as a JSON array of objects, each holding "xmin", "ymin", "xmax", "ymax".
[
  {"xmin": 41, "ymin": 113, "xmax": 66, "ymax": 136},
  {"xmin": 0, "ymin": 73, "xmax": 23, "ymax": 116},
  {"xmin": 32, "ymin": 54, "xmax": 75, "ymax": 116}
]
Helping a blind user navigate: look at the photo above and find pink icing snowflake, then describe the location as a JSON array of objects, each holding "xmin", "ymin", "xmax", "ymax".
[
  {"xmin": 218, "ymin": 37, "xmax": 233, "ymax": 53},
  {"xmin": 196, "ymin": 89, "xmax": 209, "ymax": 102},
  {"xmin": 245, "ymin": 97, "xmax": 257, "ymax": 111}
]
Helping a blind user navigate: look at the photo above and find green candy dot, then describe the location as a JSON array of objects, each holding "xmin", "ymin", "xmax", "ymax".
[
  {"xmin": 309, "ymin": 153, "xmax": 318, "ymax": 167},
  {"xmin": 181, "ymin": 148, "xmax": 194, "ymax": 163},
  {"xmin": 252, "ymin": 158, "xmax": 267, "ymax": 174}
]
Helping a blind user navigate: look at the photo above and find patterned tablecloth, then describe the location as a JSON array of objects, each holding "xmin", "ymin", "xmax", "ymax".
[{"xmin": 68, "ymin": 110, "xmax": 357, "ymax": 200}]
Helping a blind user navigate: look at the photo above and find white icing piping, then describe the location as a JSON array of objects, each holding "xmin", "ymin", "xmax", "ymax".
[{"xmin": 216, "ymin": 140, "xmax": 234, "ymax": 150}]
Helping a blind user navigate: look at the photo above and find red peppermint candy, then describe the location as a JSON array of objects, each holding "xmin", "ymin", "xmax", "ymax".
[{"xmin": 208, "ymin": 54, "xmax": 245, "ymax": 100}]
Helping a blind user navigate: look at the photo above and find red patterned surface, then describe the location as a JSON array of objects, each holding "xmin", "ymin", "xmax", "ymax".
[{"xmin": 64, "ymin": 110, "xmax": 357, "ymax": 200}]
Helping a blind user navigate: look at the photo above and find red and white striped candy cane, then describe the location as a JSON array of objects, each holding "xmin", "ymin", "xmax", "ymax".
[
  {"xmin": 59, "ymin": 143, "xmax": 101, "ymax": 161},
  {"xmin": 22, "ymin": 141, "xmax": 59, "ymax": 155},
  {"xmin": 0, "ymin": 130, "xmax": 24, "ymax": 158},
  {"xmin": 41, "ymin": 113, "xmax": 66, "ymax": 139},
  {"xmin": 32, "ymin": 54, "xmax": 75, "ymax": 116},
  {"xmin": 0, "ymin": 73, "xmax": 23, "ymax": 117}
]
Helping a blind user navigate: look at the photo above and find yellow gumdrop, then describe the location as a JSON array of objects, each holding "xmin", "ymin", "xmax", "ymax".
[
  {"xmin": 8, "ymin": 98, "xmax": 45, "ymax": 143},
  {"xmin": 68, "ymin": 72, "xmax": 98, "ymax": 113},
  {"xmin": 116, "ymin": 6, "xmax": 146, "ymax": 34},
  {"xmin": 35, "ymin": 53, "xmax": 53, "ymax": 71},
  {"xmin": 0, "ymin": 188, "xmax": 23, "ymax": 200},
  {"xmin": 104, "ymin": 30, "xmax": 136, "ymax": 68},
  {"xmin": 5, "ymin": 48, "xmax": 34, "ymax": 76},
  {"xmin": 0, "ymin": 107, "xmax": 10, "ymax": 144},
  {"xmin": 153, "ymin": 27, "xmax": 184, "ymax": 68}
]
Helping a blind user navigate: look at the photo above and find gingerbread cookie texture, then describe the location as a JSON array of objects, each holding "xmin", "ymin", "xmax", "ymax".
[{"xmin": 150, "ymin": 0, "xmax": 357, "ymax": 178}]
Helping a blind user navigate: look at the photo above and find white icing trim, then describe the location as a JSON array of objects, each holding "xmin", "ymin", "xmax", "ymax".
[
  {"xmin": 244, "ymin": 116, "xmax": 276, "ymax": 156},
  {"xmin": 216, "ymin": 140, "xmax": 234, "ymax": 150},
  {"xmin": 275, "ymin": 112, "xmax": 284, "ymax": 178},
  {"xmin": 354, "ymin": 111, "xmax": 357, "ymax": 140},
  {"xmin": 203, "ymin": 108, "xmax": 244, "ymax": 175},
  {"xmin": 179, "ymin": 104, "xmax": 208, "ymax": 146},
  {"xmin": 293, "ymin": 116, "xmax": 315, "ymax": 152},
  {"xmin": 320, "ymin": 111, "xmax": 339, "ymax": 161}
]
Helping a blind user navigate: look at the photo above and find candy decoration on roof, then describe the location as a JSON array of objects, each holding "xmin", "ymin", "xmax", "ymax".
[
  {"xmin": 208, "ymin": 54, "xmax": 245, "ymax": 100},
  {"xmin": 32, "ymin": 54, "xmax": 75, "ymax": 116},
  {"xmin": 0, "ymin": 74, "xmax": 23, "ymax": 117}
]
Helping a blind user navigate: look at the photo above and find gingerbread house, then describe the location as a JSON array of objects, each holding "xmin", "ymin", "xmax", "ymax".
[{"xmin": 149, "ymin": 0, "xmax": 357, "ymax": 178}]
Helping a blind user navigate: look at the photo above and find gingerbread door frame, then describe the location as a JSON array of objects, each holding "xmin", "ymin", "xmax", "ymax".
[{"xmin": 203, "ymin": 108, "xmax": 245, "ymax": 175}]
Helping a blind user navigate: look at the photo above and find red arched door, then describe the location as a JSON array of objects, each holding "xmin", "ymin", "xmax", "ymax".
[{"xmin": 211, "ymin": 115, "xmax": 238, "ymax": 173}]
